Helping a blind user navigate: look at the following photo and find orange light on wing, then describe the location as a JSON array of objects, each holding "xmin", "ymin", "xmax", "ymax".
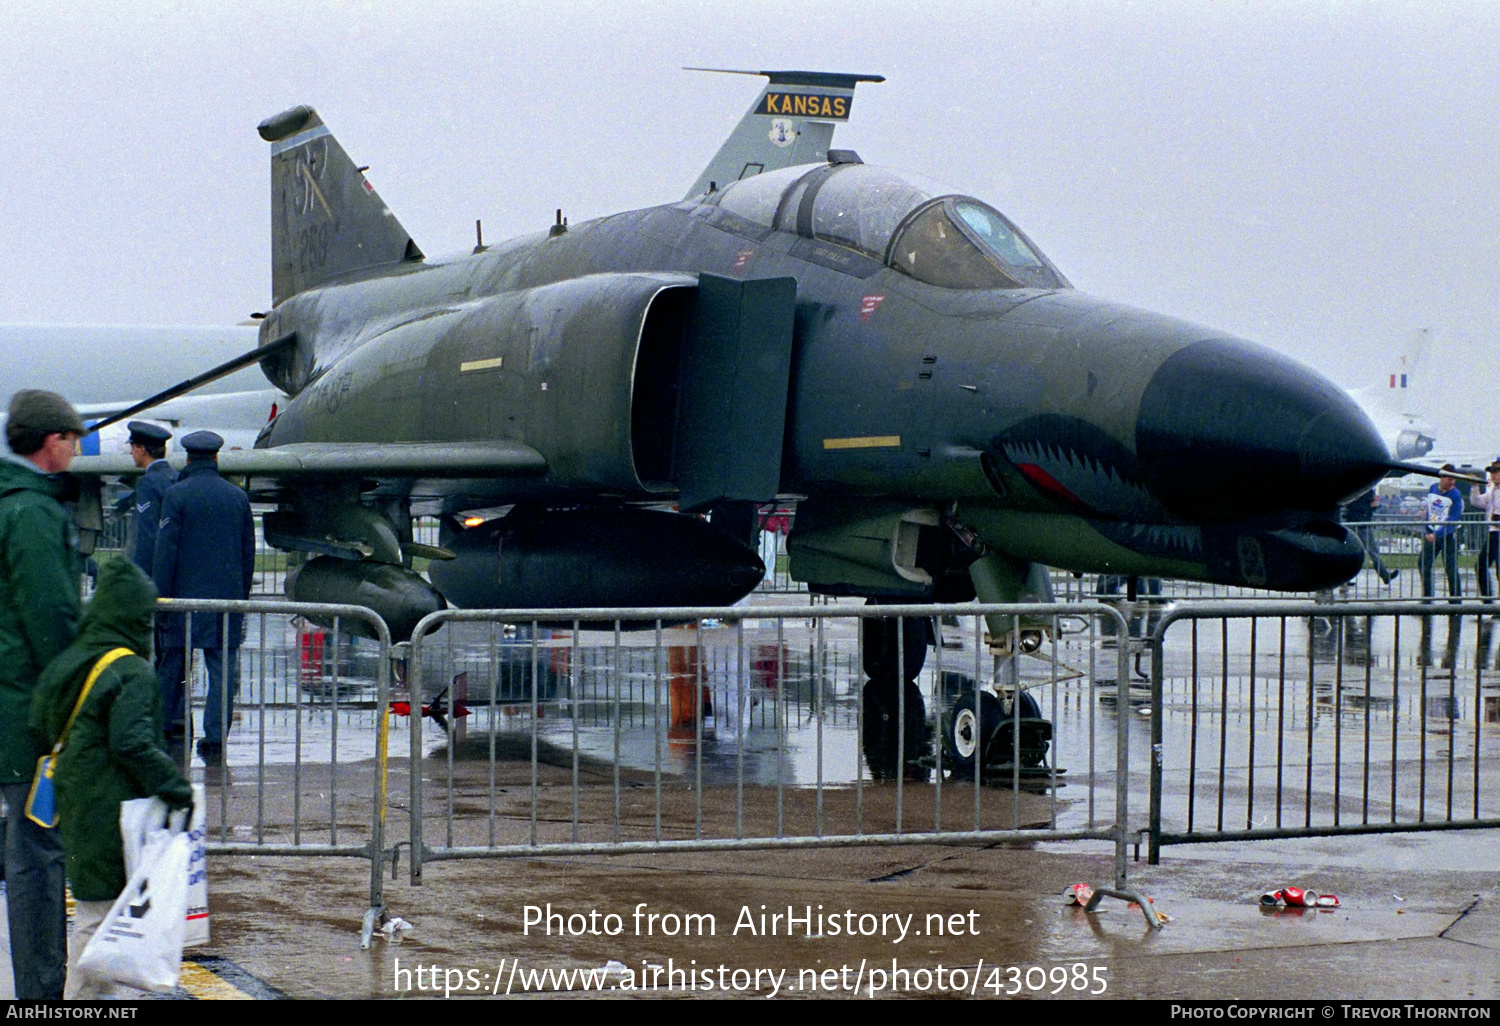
[{"xmin": 463, "ymin": 516, "xmax": 485, "ymax": 527}]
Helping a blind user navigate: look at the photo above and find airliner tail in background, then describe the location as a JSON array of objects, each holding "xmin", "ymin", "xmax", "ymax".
[{"xmin": 1349, "ymin": 327, "xmax": 1435, "ymax": 462}]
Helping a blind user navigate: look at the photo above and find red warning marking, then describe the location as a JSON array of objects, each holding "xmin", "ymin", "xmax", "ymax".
[
  {"xmin": 732, "ymin": 248, "xmax": 755, "ymax": 271},
  {"xmin": 1016, "ymin": 463, "xmax": 1089, "ymax": 513},
  {"xmin": 860, "ymin": 294, "xmax": 885, "ymax": 322}
]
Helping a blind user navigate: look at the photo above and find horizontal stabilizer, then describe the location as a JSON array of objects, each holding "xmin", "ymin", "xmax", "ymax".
[
  {"xmin": 71, "ymin": 439, "xmax": 547, "ymax": 479},
  {"xmin": 683, "ymin": 68, "xmax": 883, "ymax": 199}
]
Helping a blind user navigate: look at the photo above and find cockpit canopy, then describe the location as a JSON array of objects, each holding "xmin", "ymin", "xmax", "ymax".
[{"xmin": 709, "ymin": 162, "xmax": 1067, "ymax": 290}]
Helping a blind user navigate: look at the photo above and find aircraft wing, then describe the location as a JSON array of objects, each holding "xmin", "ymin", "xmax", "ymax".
[{"xmin": 71, "ymin": 439, "xmax": 548, "ymax": 478}]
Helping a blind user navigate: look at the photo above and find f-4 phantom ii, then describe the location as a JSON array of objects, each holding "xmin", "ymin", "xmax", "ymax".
[{"xmin": 80, "ymin": 71, "xmax": 1419, "ymax": 687}]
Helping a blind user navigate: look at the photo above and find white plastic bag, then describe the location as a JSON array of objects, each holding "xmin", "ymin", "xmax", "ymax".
[
  {"xmin": 0, "ymin": 882, "xmax": 14, "ymax": 1000},
  {"xmin": 120, "ymin": 797, "xmax": 168, "ymax": 876},
  {"xmin": 122, "ymin": 784, "xmax": 207, "ymax": 946},
  {"xmin": 179, "ymin": 786, "xmax": 208, "ymax": 946},
  {"xmin": 77, "ymin": 827, "xmax": 189, "ymax": 993}
]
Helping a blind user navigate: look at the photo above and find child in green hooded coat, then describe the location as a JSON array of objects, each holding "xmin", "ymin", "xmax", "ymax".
[{"xmin": 30, "ymin": 560, "xmax": 191, "ymax": 999}]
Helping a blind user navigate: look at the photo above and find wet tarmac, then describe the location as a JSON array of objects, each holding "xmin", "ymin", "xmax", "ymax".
[{"xmin": 192, "ymin": 830, "xmax": 1500, "ymax": 999}]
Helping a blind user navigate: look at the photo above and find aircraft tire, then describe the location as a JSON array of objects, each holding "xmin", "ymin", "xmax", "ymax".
[
  {"xmin": 860, "ymin": 677, "xmax": 927, "ymax": 780},
  {"xmin": 946, "ymin": 690, "xmax": 1002, "ymax": 777}
]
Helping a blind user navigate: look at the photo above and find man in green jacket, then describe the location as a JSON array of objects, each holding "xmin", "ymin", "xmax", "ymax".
[
  {"xmin": 0, "ymin": 389, "xmax": 83, "ymax": 1000},
  {"xmin": 32, "ymin": 560, "xmax": 191, "ymax": 999}
]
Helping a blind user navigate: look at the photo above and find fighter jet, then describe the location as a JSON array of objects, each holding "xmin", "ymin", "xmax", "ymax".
[{"xmin": 78, "ymin": 71, "xmax": 1415, "ymax": 669}]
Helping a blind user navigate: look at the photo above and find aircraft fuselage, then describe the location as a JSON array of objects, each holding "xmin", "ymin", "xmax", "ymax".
[{"xmin": 257, "ymin": 189, "xmax": 1388, "ymax": 594}]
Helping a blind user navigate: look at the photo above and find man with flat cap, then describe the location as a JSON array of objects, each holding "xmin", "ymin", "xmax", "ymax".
[
  {"xmin": 152, "ymin": 430, "xmax": 255, "ymax": 767},
  {"xmin": 0, "ymin": 389, "xmax": 83, "ymax": 999},
  {"xmin": 125, "ymin": 421, "xmax": 175, "ymax": 575}
]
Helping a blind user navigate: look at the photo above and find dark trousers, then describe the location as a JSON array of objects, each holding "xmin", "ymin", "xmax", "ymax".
[
  {"xmin": 1478, "ymin": 532, "xmax": 1500, "ymax": 601},
  {"xmin": 159, "ymin": 647, "xmax": 240, "ymax": 746},
  {"xmin": 1354, "ymin": 522, "xmax": 1392, "ymax": 580},
  {"xmin": 1095, "ymin": 575, "xmax": 1163, "ymax": 637},
  {"xmin": 1420, "ymin": 533, "xmax": 1462, "ymax": 602},
  {"xmin": 2, "ymin": 783, "xmax": 66, "ymax": 999}
]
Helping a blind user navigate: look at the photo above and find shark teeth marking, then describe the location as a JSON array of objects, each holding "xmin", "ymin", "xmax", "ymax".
[{"xmin": 1001, "ymin": 439, "xmax": 1160, "ymax": 518}]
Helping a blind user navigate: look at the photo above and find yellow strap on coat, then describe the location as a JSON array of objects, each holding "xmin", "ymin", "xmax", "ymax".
[{"xmin": 52, "ymin": 647, "xmax": 134, "ymax": 754}]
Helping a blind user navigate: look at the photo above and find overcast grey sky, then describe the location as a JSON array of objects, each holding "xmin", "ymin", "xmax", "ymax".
[{"xmin": 3, "ymin": 1, "xmax": 1497, "ymax": 449}]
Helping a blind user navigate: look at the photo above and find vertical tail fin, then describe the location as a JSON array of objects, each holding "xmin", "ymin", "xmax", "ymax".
[
  {"xmin": 258, "ymin": 106, "xmax": 424, "ymax": 306},
  {"xmin": 1350, "ymin": 327, "xmax": 1437, "ymax": 460},
  {"xmin": 682, "ymin": 69, "xmax": 883, "ymax": 199},
  {"xmin": 1388, "ymin": 326, "xmax": 1430, "ymax": 417}
]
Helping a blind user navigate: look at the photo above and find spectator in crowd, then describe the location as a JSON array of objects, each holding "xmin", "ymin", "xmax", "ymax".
[
  {"xmin": 30, "ymin": 560, "xmax": 191, "ymax": 1000},
  {"xmin": 152, "ymin": 431, "xmax": 254, "ymax": 767},
  {"xmin": 125, "ymin": 421, "xmax": 175, "ymax": 575},
  {"xmin": 1342, "ymin": 487, "xmax": 1395, "ymax": 584},
  {"xmin": 1471, "ymin": 462, "xmax": 1500, "ymax": 601},
  {"xmin": 0, "ymin": 389, "xmax": 83, "ymax": 999},
  {"xmin": 1420, "ymin": 464, "xmax": 1465, "ymax": 603}
]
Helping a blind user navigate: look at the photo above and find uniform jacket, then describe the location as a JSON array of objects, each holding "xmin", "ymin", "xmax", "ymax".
[
  {"xmin": 0, "ymin": 456, "xmax": 80, "ymax": 784},
  {"xmin": 128, "ymin": 459, "xmax": 177, "ymax": 574},
  {"xmin": 30, "ymin": 561, "xmax": 191, "ymax": 901},
  {"xmin": 152, "ymin": 458, "xmax": 255, "ymax": 649}
]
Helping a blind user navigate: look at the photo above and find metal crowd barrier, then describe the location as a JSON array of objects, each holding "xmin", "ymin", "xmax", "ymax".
[
  {"xmin": 102, "ymin": 585, "xmax": 1500, "ymax": 941},
  {"xmin": 1147, "ymin": 599, "xmax": 1500, "ymax": 863},
  {"xmin": 156, "ymin": 598, "xmax": 393, "ymax": 943},
  {"xmin": 402, "ymin": 602, "xmax": 1158, "ymax": 924},
  {"xmin": 754, "ymin": 526, "xmax": 807, "ymax": 595}
]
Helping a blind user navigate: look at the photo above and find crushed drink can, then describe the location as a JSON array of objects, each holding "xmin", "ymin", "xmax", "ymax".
[
  {"xmin": 1282, "ymin": 886, "xmax": 1319, "ymax": 907},
  {"xmin": 1062, "ymin": 883, "xmax": 1095, "ymax": 906},
  {"xmin": 1313, "ymin": 893, "xmax": 1340, "ymax": 907},
  {"xmin": 1259, "ymin": 890, "xmax": 1284, "ymax": 905}
]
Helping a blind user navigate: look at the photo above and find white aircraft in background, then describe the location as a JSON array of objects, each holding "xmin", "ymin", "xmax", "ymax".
[
  {"xmin": 0, "ymin": 323, "xmax": 283, "ymax": 454},
  {"xmin": 1347, "ymin": 327, "xmax": 1436, "ymax": 462},
  {"xmin": 1343, "ymin": 328, "xmax": 1495, "ymax": 512}
]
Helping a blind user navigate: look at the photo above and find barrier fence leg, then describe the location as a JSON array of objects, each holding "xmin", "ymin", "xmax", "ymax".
[
  {"xmin": 361, "ymin": 634, "xmax": 392, "ymax": 949},
  {"xmin": 1149, "ymin": 624, "xmax": 1164, "ymax": 866},
  {"xmin": 402, "ymin": 640, "xmax": 424, "ymax": 886},
  {"xmin": 1087, "ymin": 605, "xmax": 1161, "ymax": 929}
]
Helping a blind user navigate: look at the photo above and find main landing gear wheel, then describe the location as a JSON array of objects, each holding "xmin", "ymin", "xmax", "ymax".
[
  {"xmin": 944, "ymin": 688, "xmax": 1051, "ymax": 779},
  {"xmin": 861, "ymin": 678, "xmax": 927, "ymax": 781},
  {"xmin": 861, "ymin": 612, "xmax": 931, "ymax": 680},
  {"xmin": 947, "ymin": 690, "xmax": 1002, "ymax": 777}
]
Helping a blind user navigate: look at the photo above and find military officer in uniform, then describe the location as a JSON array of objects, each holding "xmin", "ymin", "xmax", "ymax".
[
  {"xmin": 125, "ymin": 421, "xmax": 175, "ymax": 574},
  {"xmin": 152, "ymin": 430, "xmax": 255, "ymax": 766}
]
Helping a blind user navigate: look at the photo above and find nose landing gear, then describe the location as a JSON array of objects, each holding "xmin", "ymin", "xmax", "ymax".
[{"xmin": 943, "ymin": 685, "xmax": 1053, "ymax": 782}]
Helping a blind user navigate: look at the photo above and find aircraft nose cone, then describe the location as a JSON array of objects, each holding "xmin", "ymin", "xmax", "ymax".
[{"xmin": 1135, "ymin": 339, "xmax": 1389, "ymax": 520}]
